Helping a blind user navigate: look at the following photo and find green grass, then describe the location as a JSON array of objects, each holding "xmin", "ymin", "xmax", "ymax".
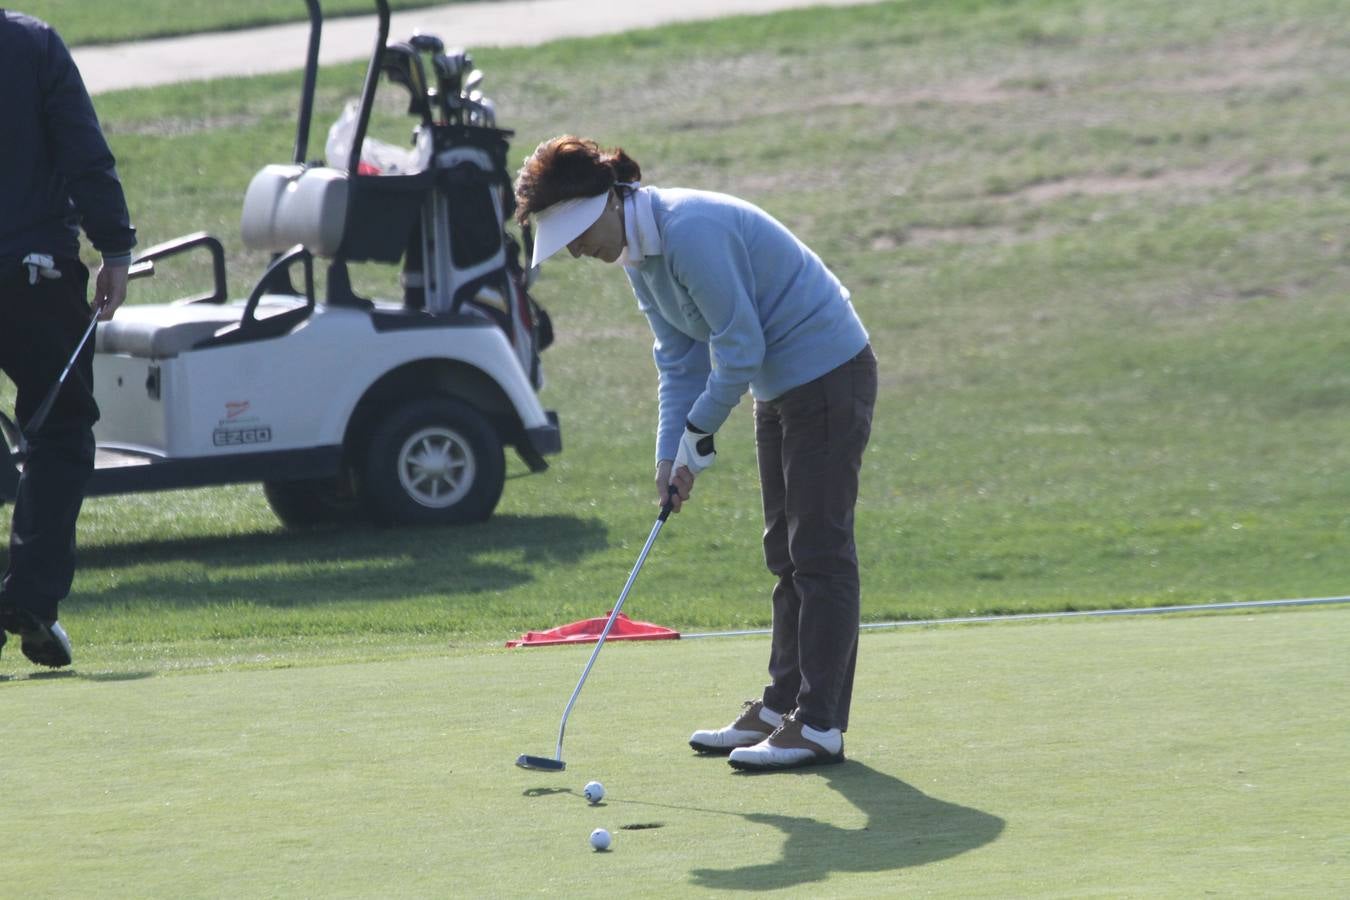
[
  {"xmin": 1, "ymin": 0, "xmax": 1348, "ymax": 657},
  {"xmin": 2, "ymin": 609, "xmax": 1345, "ymax": 896},
  {"xmin": 18, "ymin": 0, "xmax": 494, "ymax": 46}
]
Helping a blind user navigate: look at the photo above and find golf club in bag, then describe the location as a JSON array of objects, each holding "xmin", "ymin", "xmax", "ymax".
[
  {"xmin": 15, "ymin": 260, "xmax": 154, "ymax": 460},
  {"xmin": 516, "ymin": 486, "xmax": 680, "ymax": 772}
]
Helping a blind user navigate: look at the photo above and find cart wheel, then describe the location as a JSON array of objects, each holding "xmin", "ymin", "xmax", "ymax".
[
  {"xmin": 361, "ymin": 396, "xmax": 504, "ymax": 525},
  {"xmin": 263, "ymin": 476, "xmax": 361, "ymax": 529}
]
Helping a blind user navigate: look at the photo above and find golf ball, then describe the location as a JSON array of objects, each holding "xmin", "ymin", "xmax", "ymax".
[
  {"xmin": 583, "ymin": 781, "xmax": 606, "ymax": 804},
  {"xmin": 589, "ymin": 828, "xmax": 612, "ymax": 851}
]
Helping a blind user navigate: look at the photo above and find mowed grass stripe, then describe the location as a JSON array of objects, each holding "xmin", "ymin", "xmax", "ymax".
[{"xmin": 3, "ymin": 608, "xmax": 1344, "ymax": 897}]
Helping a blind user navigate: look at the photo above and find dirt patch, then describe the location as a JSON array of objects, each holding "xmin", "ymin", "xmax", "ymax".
[
  {"xmin": 1136, "ymin": 35, "xmax": 1315, "ymax": 95},
  {"xmin": 870, "ymin": 222, "xmax": 1060, "ymax": 251},
  {"xmin": 1002, "ymin": 159, "xmax": 1315, "ymax": 205},
  {"xmin": 835, "ymin": 77, "xmax": 1043, "ymax": 108},
  {"xmin": 1154, "ymin": 69, "xmax": 1300, "ymax": 95},
  {"xmin": 1155, "ymin": 278, "xmax": 1323, "ymax": 315},
  {"xmin": 108, "ymin": 113, "xmax": 261, "ymax": 137},
  {"xmin": 548, "ymin": 323, "xmax": 651, "ymax": 350},
  {"xmin": 1004, "ymin": 164, "xmax": 1246, "ymax": 204}
]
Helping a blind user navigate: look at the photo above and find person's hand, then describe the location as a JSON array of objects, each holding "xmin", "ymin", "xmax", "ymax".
[
  {"xmin": 656, "ymin": 459, "xmax": 695, "ymax": 514},
  {"xmin": 93, "ymin": 261, "xmax": 129, "ymax": 319}
]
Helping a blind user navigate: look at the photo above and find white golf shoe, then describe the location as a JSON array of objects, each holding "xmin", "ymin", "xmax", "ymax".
[
  {"xmin": 689, "ymin": 699, "xmax": 784, "ymax": 754},
  {"xmin": 728, "ymin": 710, "xmax": 845, "ymax": 771}
]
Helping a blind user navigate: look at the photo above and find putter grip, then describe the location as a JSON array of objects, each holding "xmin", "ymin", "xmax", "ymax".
[{"xmin": 659, "ymin": 484, "xmax": 678, "ymax": 521}]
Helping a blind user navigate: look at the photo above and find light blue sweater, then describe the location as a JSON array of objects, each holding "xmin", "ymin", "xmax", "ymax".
[{"xmin": 624, "ymin": 187, "xmax": 869, "ymax": 462}]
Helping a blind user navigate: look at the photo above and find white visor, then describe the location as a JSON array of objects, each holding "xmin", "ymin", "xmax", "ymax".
[{"xmin": 530, "ymin": 192, "xmax": 608, "ymax": 268}]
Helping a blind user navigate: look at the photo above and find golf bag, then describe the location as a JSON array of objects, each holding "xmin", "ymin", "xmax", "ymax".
[
  {"xmin": 337, "ymin": 121, "xmax": 552, "ymax": 391},
  {"xmin": 423, "ymin": 125, "xmax": 552, "ymax": 389}
]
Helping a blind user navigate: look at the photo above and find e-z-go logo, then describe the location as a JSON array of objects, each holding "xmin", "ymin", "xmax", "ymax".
[
  {"xmin": 213, "ymin": 426, "xmax": 272, "ymax": 447},
  {"xmin": 213, "ymin": 400, "xmax": 272, "ymax": 446}
]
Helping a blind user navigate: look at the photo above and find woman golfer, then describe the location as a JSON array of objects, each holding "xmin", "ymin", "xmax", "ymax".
[{"xmin": 515, "ymin": 136, "xmax": 876, "ymax": 771}]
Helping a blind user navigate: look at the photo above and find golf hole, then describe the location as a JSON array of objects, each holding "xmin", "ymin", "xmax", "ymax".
[{"xmin": 620, "ymin": 822, "xmax": 664, "ymax": 831}]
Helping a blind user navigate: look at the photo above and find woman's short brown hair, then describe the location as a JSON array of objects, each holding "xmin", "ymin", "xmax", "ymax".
[{"xmin": 514, "ymin": 136, "xmax": 642, "ymax": 226}]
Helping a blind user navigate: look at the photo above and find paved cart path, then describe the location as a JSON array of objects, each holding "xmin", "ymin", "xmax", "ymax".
[{"xmin": 76, "ymin": 0, "xmax": 880, "ymax": 94}]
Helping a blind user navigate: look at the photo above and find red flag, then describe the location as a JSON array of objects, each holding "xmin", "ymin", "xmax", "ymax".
[{"xmin": 506, "ymin": 612, "xmax": 679, "ymax": 648}]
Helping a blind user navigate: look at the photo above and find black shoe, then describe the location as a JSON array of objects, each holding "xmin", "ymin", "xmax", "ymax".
[{"xmin": 6, "ymin": 609, "xmax": 73, "ymax": 668}]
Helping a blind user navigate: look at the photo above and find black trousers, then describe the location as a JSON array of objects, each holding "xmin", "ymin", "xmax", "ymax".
[
  {"xmin": 756, "ymin": 345, "xmax": 877, "ymax": 733},
  {"xmin": 0, "ymin": 258, "xmax": 98, "ymax": 622}
]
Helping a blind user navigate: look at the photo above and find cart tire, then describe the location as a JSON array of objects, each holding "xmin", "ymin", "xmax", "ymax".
[
  {"xmin": 263, "ymin": 476, "xmax": 361, "ymax": 528},
  {"xmin": 361, "ymin": 396, "xmax": 504, "ymax": 525}
]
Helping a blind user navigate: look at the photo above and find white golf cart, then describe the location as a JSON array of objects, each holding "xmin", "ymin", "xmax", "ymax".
[{"xmin": 0, "ymin": 0, "xmax": 560, "ymax": 528}]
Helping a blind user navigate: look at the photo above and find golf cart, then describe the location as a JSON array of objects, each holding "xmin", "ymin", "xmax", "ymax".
[{"xmin": 0, "ymin": 0, "xmax": 560, "ymax": 528}]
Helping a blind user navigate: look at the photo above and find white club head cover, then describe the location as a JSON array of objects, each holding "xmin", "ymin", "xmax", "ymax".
[{"xmin": 674, "ymin": 427, "xmax": 716, "ymax": 474}]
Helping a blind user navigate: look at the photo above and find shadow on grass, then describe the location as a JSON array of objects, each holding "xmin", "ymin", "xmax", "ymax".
[
  {"xmin": 522, "ymin": 762, "xmax": 1003, "ymax": 887},
  {"xmin": 75, "ymin": 670, "xmax": 156, "ymax": 682},
  {"xmin": 0, "ymin": 669, "xmax": 154, "ymax": 684},
  {"xmin": 2, "ymin": 514, "xmax": 609, "ymax": 610},
  {"xmin": 690, "ymin": 761, "xmax": 1004, "ymax": 890}
]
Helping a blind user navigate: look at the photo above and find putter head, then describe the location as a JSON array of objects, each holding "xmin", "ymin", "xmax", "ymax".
[{"xmin": 516, "ymin": 754, "xmax": 566, "ymax": 772}]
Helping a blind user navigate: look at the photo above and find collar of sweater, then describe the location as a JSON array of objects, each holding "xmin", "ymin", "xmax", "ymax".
[{"xmin": 620, "ymin": 184, "xmax": 661, "ymax": 266}]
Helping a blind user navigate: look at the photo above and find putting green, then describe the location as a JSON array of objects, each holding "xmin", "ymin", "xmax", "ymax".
[{"xmin": 2, "ymin": 608, "xmax": 1345, "ymax": 897}]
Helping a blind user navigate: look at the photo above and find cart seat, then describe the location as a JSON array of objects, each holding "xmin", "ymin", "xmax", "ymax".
[
  {"xmin": 96, "ymin": 299, "xmax": 307, "ymax": 359},
  {"xmin": 95, "ymin": 304, "xmax": 244, "ymax": 358},
  {"xmin": 240, "ymin": 164, "xmax": 349, "ymax": 258}
]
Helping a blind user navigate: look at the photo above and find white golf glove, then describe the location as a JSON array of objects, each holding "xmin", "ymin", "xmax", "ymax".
[
  {"xmin": 674, "ymin": 422, "xmax": 716, "ymax": 474},
  {"xmin": 22, "ymin": 253, "xmax": 62, "ymax": 284}
]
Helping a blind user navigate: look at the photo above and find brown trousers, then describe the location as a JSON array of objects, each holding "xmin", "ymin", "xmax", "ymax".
[{"xmin": 756, "ymin": 345, "xmax": 876, "ymax": 732}]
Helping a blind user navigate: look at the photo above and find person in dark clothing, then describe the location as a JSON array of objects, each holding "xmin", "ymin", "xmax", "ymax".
[{"xmin": 0, "ymin": 10, "xmax": 136, "ymax": 668}]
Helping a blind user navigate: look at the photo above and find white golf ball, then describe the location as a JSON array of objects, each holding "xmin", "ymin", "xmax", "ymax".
[
  {"xmin": 582, "ymin": 781, "xmax": 606, "ymax": 804},
  {"xmin": 589, "ymin": 827, "xmax": 612, "ymax": 851}
]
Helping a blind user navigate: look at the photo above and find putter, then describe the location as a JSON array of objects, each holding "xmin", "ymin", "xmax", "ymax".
[
  {"xmin": 516, "ymin": 486, "xmax": 680, "ymax": 772},
  {"xmin": 17, "ymin": 260, "xmax": 153, "ymax": 457}
]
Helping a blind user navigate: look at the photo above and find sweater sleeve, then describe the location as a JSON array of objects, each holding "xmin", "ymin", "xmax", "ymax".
[
  {"xmin": 40, "ymin": 27, "xmax": 136, "ymax": 256},
  {"xmin": 630, "ymin": 275, "xmax": 712, "ymax": 463},
  {"xmin": 667, "ymin": 216, "xmax": 765, "ymax": 435}
]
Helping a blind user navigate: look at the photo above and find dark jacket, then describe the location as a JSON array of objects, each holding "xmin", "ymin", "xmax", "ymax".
[{"xmin": 0, "ymin": 10, "xmax": 135, "ymax": 267}]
